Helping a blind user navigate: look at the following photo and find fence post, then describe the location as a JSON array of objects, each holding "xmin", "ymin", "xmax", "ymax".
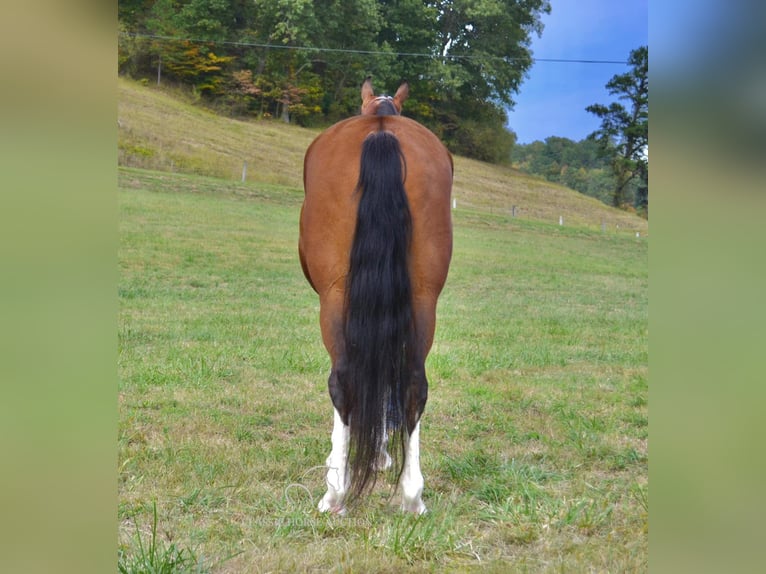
[{"xmin": 241, "ymin": 161, "xmax": 247, "ymax": 182}]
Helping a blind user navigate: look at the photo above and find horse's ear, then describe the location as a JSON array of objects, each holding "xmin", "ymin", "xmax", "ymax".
[
  {"xmin": 361, "ymin": 76, "xmax": 375, "ymax": 103},
  {"xmin": 393, "ymin": 82, "xmax": 409, "ymax": 111}
]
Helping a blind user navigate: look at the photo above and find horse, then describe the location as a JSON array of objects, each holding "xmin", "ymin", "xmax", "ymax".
[{"xmin": 299, "ymin": 77, "xmax": 453, "ymax": 514}]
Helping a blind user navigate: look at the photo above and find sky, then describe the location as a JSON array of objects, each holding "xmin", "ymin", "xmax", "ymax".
[{"xmin": 506, "ymin": 0, "xmax": 648, "ymax": 144}]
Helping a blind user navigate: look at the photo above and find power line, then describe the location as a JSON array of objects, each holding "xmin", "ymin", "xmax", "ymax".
[{"xmin": 120, "ymin": 32, "xmax": 629, "ymax": 65}]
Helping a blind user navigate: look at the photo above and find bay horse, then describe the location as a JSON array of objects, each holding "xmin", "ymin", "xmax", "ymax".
[{"xmin": 299, "ymin": 78, "xmax": 453, "ymax": 514}]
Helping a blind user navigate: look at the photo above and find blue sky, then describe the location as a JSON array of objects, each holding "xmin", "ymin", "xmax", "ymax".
[{"xmin": 506, "ymin": 0, "xmax": 648, "ymax": 144}]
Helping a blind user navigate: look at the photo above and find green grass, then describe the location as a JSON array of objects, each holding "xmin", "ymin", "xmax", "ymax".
[
  {"xmin": 119, "ymin": 501, "xmax": 217, "ymax": 574},
  {"xmin": 118, "ymin": 165, "xmax": 647, "ymax": 572}
]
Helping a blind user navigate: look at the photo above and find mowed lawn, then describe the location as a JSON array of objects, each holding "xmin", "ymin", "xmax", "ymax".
[{"xmin": 118, "ymin": 166, "xmax": 648, "ymax": 572}]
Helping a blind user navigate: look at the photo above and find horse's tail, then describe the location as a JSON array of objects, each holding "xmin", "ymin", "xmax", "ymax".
[{"xmin": 344, "ymin": 129, "xmax": 413, "ymax": 501}]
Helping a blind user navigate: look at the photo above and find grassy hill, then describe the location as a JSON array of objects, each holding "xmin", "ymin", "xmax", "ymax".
[
  {"xmin": 118, "ymin": 78, "xmax": 647, "ymax": 234},
  {"xmin": 118, "ymin": 78, "xmax": 647, "ymax": 572}
]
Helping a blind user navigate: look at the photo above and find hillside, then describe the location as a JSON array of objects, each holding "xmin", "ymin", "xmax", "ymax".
[{"xmin": 118, "ymin": 78, "xmax": 648, "ymax": 233}]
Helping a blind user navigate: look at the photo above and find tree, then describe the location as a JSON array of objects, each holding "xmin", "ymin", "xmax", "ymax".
[
  {"xmin": 586, "ymin": 46, "xmax": 648, "ymax": 211},
  {"xmin": 426, "ymin": 0, "xmax": 549, "ymax": 161},
  {"xmin": 117, "ymin": 0, "xmax": 551, "ymax": 163},
  {"xmin": 433, "ymin": 0, "xmax": 549, "ymax": 106}
]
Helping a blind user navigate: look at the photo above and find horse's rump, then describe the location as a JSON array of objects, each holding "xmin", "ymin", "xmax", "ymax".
[{"xmin": 300, "ymin": 115, "xmax": 453, "ymax": 310}]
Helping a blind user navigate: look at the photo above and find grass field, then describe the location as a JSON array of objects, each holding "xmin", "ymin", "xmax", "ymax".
[{"xmin": 118, "ymin": 162, "xmax": 648, "ymax": 572}]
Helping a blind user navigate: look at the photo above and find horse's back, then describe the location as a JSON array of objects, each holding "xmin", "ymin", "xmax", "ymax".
[{"xmin": 300, "ymin": 115, "xmax": 453, "ymax": 301}]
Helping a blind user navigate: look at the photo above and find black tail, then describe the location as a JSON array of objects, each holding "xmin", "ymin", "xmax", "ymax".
[{"xmin": 344, "ymin": 130, "xmax": 413, "ymax": 501}]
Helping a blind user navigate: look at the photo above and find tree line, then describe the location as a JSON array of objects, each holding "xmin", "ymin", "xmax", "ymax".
[
  {"xmin": 118, "ymin": 2, "xmax": 647, "ymax": 216},
  {"xmin": 511, "ymin": 136, "xmax": 623, "ymax": 206},
  {"xmin": 119, "ymin": 0, "xmax": 551, "ymax": 163}
]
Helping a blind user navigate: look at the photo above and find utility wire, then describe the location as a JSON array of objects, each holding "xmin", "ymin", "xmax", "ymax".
[{"xmin": 120, "ymin": 32, "xmax": 629, "ymax": 65}]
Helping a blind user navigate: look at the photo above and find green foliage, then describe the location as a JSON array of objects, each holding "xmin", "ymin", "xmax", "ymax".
[
  {"xmin": 174, "ymin": 0, "xmax": 241, "ymax": 41},
  {"xmin": 117, "ymin": 0, "xmax": 551, "ymax": 163},
  {"xmin": 587, "ymin": 46, "xmax": 649, "ymax": 212},
  {"xmin": 446, "ymin": 116, "xmax": 517, "ymax": 164},
  {"xmin": 430, "ymin": 0, "xmax": 549, "ymax": 107},
  {"xmin": 119, "ymin": 16, "xmax": 153, "ymax": 77},
  {"xmin": 511, "ymin": 136, "xmax": 625, "ymax": 206}
]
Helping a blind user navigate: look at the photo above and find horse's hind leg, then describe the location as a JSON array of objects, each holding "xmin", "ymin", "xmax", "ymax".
[
  {"xmin": 400, "ymin": 296, "xmax": 439, "ymax": 514},
  {"xmin": 317, "ymin": 297, "xmax": 351, "ymax": 514},
  {"xmin": 318, "ymin": 402, "xmax": 350, "ymax": 514},
  {"xmin": 400, "ymin": 421, "xmax": 426, "ymax": 514},
  {"xmin": 400, "ymin": 361, "xmax": 428, "ymax": 514}
]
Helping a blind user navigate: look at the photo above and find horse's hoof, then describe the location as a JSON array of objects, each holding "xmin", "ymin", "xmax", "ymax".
[
  {"xmin": 401, "ymin": 500, "xmax": 427, "ymax": 515},
  {"xmin": 318, "ymin": 495, "xmax": 346, "ymax": 515}
]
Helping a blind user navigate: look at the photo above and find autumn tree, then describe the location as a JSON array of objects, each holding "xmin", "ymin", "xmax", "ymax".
[{"xmin": 587, "ymin": 46, "xmax": 648, "ymax": 211}]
